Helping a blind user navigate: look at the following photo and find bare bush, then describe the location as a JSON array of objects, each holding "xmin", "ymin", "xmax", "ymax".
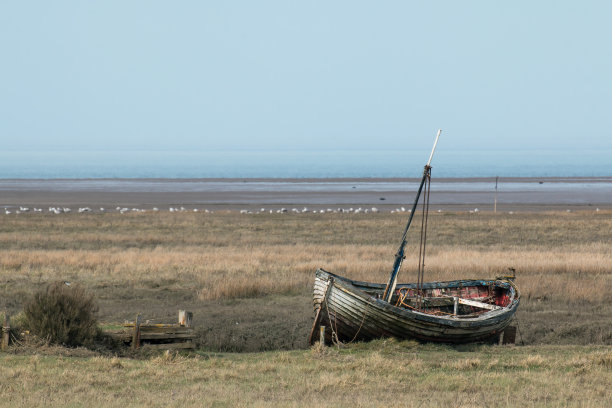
[{"xmin": 24, "ymin": 282, "xmax": 98, "ymax": 347}]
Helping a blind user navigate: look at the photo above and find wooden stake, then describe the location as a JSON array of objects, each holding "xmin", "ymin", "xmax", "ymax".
[
  {"xmin": 178, "ymin": 310, "xmax": 193, "ymax": 327},
  {"xmin": 308, "ymin": 307, "xmax": 323, "ymax": 345},
  {"xmin": 319, "ymin": 326, "xmax": 326, "ymax": 346},
  {"xmin": 132, "ymin": 314, "xmax": 142, "ymax": 349},
  {"xmin": 2, "ymin": 312, "xmax": 10, "ymax": 351}
]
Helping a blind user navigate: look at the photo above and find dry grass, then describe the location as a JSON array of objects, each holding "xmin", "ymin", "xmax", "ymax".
[
  {"xmin": 1, "ymin": 341, "xmax": 611, "ymax": 407},
  {"xmin": 1, "ymin": 211, "xmax": 610, "ymax": 302}
]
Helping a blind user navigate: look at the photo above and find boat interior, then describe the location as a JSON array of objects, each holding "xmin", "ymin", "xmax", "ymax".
[{"xmin": 390, "ymin": 284, "xmax": 513, "ymax": 317}]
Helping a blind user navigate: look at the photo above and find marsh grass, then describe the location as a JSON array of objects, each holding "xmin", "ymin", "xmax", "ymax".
[{"xmin": 1, "ymin": 211, "xmax": 610, "ymax": 302}]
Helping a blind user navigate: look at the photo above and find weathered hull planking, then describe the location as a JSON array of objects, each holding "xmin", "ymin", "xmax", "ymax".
[{"xmin": 311, "ymin": 268, "xmax": 520, "ymax": 344}]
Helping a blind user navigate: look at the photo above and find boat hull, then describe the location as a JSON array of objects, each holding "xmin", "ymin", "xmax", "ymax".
[{"xmin": 312, "ymin": 268, "xmax": 520, "ymax": 344}]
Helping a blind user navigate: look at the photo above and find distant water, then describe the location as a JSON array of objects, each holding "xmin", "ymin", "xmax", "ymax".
[{"xmin": 1, "ymin": 149, "xmax": 610, "ymax": 179}]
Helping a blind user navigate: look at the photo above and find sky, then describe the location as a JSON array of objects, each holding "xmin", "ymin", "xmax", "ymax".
[{"xmin": 1, "ymin": 1, "xmax": 611, "ymax": 152}]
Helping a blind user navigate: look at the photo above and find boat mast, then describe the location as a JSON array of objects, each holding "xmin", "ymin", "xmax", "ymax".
[{"xmin": 382, "ymin": 129, "xmax": 441, "ymax": 303}]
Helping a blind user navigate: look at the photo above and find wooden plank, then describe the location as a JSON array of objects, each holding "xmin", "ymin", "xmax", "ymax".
[
  {"xmin": 457, "ymin": 298, "xmax": 501, "ymax": 311},
  {"xmin": 143, "ymin": 341, "xmax": 195, "ymax": 350},
  {"xmin": 139, "ymin": 326, "xmax": 192, "ymax": 334},
  {"xmin": 123, "ymin": 323, "xmax": 185, "ymax": 328},
  {"xmin": 138, "ymin": 332, "xmax": 196, "ymax": 340}
]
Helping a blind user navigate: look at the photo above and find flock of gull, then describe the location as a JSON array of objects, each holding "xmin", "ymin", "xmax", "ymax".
[
  {"xmin": 2, "ymin": 205, "xmax": 399, "ymax": 215},
  {"xmin": 3, "ymin": 206, "xmax": 598, "ymax": 216},
  {"xmin": 3, "ymin": 206, "xmax": 214, "ymax": 215}
]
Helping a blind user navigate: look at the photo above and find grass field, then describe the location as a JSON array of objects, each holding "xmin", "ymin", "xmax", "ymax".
[
  {"xmin": 1, "ymin": 341, "xmax": 611, "ymax": 407},
  {"xmin": 0, "ymin": 210, "xmax": 611, "ymax": 406}
]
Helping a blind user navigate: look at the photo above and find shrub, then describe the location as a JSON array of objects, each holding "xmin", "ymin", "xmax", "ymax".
[{"xmin": 24, "ymin": 282, "xmax": 99, "ymax": 347}]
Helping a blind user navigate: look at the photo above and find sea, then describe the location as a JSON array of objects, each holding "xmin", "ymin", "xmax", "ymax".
[{"xmin": 0, "ymin": 149, "xmax": 610, "ymax": 179}]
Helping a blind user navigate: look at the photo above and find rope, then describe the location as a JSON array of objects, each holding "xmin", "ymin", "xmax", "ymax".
[
  {"xmin": 324, "ymin": 299, "xmax": 341, "ymax": 346},
  {"xmin": 321, "ymin": 281, "xmax": 367, "ymax": 347},
  {"xmin": 416, "ymin": 168, "xmax": 431, "ymax": 310}
]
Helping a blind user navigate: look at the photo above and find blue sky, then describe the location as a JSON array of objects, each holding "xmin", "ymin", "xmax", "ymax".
[{"xmin": 1, "ymin": 1, "xmax": 611, "ymax": 152}]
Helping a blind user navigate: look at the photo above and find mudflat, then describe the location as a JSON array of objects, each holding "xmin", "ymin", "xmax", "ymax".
[{"xmin": 1, "ymin": 177, "xmax": 611, "ymax": 211}]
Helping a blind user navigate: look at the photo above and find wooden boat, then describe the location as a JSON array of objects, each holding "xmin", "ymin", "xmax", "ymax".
[
  {"xmin": 309, "ymin": 130, "xmax": 521, "ymax": 344},
  {"xmin": 311, "ymin": 268, "xmax": 520, "ymax": 344}
]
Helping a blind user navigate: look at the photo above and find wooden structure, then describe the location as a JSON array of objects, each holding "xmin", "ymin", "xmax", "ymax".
[
  {"xmin": 310, "ymin": 269, "xmax": 520, "ymax": 344},
  {"xmin": 109, "ymin": 310, "xmax": 196, "ymax": 350}
]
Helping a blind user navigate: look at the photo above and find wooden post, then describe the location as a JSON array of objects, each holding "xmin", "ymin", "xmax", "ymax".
[
  {"xmin": 498, "ymin": 330, "xmax": 505, "ymax": 346},
  {"xmin": 308, "ymin": 308, "xmax": 323, "ymax": 345},
  {"xmin": 494, "ymin": 176, "xmax": 499, "ymax": 213},
  {"xmin": 132, "ymin": 314, "xmax": 142, "ymax": 349},
  {"xmin": 453, "ymin": 297, "xmax": 458, "ymax": 316},
  {"xmin": 178, "ymin": 310, "xmax": 193, "ymax": 327},
  {"xmin": 319, "ymin": 325, "xmax": 326, "ymax": 345},
  {"xmin": 1, "ymin": 312, "xmax": 9, "ymax": 351}
]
